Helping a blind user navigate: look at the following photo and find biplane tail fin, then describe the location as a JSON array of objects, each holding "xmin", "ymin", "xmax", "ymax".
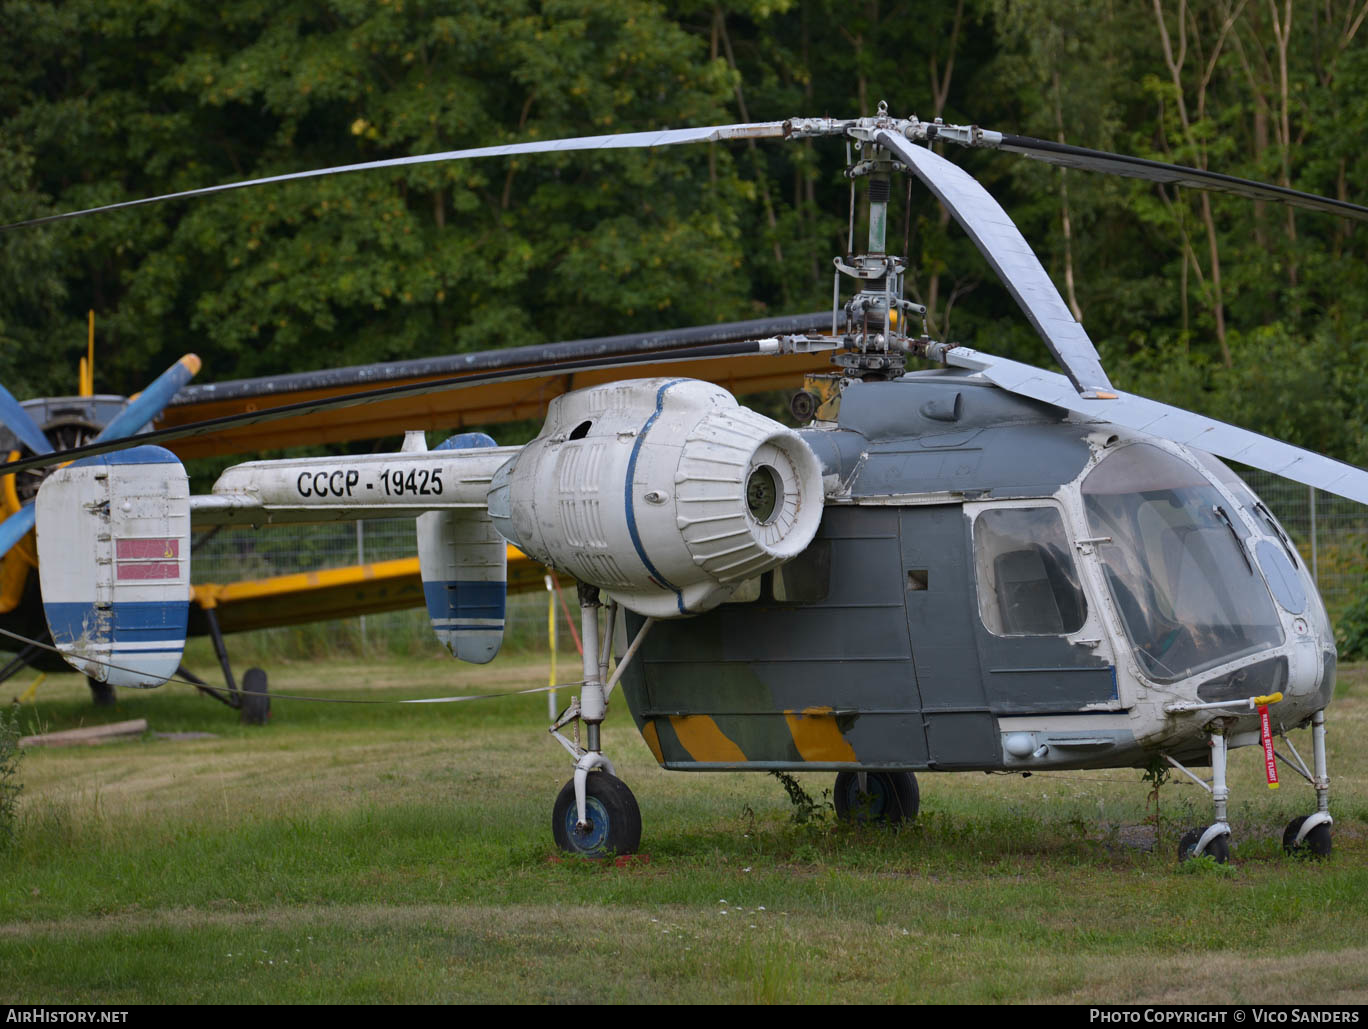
[
  {"xmin": 35, "ymin": 446, "xmax": 189, "ymax": 687},
  {"xmin": 417, "ymin": 432, "xmax": 506, "ymax": 664}
]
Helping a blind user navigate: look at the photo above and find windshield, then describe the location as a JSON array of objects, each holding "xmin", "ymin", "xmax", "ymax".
[{"xmin": 1081, "ymin": 444, "xmax": 1284, "ymax": 682}]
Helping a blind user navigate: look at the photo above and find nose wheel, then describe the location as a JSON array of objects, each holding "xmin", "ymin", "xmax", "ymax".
[
  {"xmin": 1178, "ymin": 826, "xmax": 1231, "ymax": 864},
  {"xmin": 1282, "ymin": 814, "xmax": 1332, "ymax": 858}
]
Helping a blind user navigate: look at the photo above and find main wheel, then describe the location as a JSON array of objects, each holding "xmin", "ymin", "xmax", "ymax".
[
  {"xmin": 1282, "ymin": 815, "xmax": 1332, "ymax": 858},
  {"xmin": 833, "ymin": 771, "xmax": 919, "ymax": 824},
  {"xmin": 552, "ymin": 772, "xmax": 642, "ymax": 858},
  {"xmin": 1178, "ymin": 827, "xmax": 1230, "ymax": 864}
]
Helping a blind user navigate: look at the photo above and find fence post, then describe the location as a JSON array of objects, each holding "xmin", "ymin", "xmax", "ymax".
[{"xmin": 1309, "ymin": 486, "xmax": 1318, "ymax": 587}]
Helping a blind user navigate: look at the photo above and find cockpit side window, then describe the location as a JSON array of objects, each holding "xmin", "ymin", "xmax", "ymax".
[
  {"xmin": 1082, "ymin": 443, "xmax": 1284, "ymax": 682},
  {"xmin": 973, "ymin": 506, "xmax": 1087, "ymax": 636}
]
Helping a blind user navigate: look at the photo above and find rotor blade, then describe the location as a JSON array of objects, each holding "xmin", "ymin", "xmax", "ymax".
[
  {"xmin": 92, "ymin": 354, "xmax": 201, "ymax": 442},
  {"xmin": 0, "ymin": 505, "xmax": 35, "ymax": 560},
  {"xmin": 167, "ymin": 310, "xmax": 832, "ymax": 409},
  {"xmin": 0, "ymin": 385, "xmax": 53, "ymax": 456},
  {"xmin": 993, "ymin": 135, "xmax": 1368, "ymax": 224},
  {"xmin": 945, "ymin": 346, "xmax": 1368, "ymax": 505},
  {"xmin": 1, "ymin": 123, "xmax": 786, "ymax": 232},
  {"xmin": 0, "ymin": 339, "xmax": 774, "ymax": 477},
  {"xmin": 878, "ymin": 130, "xmax": 1114, "ymax": 396}
]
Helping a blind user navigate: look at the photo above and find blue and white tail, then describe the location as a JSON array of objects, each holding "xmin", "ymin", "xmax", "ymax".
[
  {"xmin": 416, "ymin": 432, "xmax": 507, "ymax": 663},
  {"xmin": 36, "ymin": 446, "xmax": 189, "ymax": 687}
]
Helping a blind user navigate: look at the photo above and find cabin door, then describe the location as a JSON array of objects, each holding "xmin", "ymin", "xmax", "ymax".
[
  {"xmin": 899, "ymin": 504, "xmax": 1001, "ymax": 769},
  {"xmin": 963, "ymin": 499, "xmax": 1122, "ymax": 715}
]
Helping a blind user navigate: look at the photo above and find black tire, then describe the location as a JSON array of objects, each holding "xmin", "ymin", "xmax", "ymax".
[
  {"xmin": 1282, "ymin": 815, "xmax": 1332, "ymax": 858},
  {"xmin": 239, "ymin": 667, "xmax": 270, "ymax": 726},
  {"xmin": 87, "ymin": 677, "xmax": 117, "ymax": 708},
  {"xmin": 789, "ymin": 390, "xmax": 819, "ymax": 423},
  {"xmin": 552, "ymin": 772, "xmax": 642, "ymax": 858},
  {"xmin": 833, "ymin": 771, "xmax": 920, "ymax": 825},
  {"xmin": 1178, "ymin": 827, "xmax": 1230, "ymax": 864}
]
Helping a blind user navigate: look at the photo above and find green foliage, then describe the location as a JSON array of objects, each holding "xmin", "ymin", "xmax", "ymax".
[
  {"xmin": 1335, "ymin": 591, "xmax": 1368, "ymax": 661},
  {"xmin": 0, "ymin": 705, "xmax": 22, "ymax": 850},
  {"xmin": 1177, "ymin": 853, "xmax": 1238, "ymax": 878},
  {"xmin": 1141, "ymin": 755, "xmax": 1170, "ymax": 829}
]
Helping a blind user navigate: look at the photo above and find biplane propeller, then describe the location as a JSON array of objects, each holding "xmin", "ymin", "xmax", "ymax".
[{"xmin": 5, "ymin": 102, "xmax": 1366, "ymax": 862}]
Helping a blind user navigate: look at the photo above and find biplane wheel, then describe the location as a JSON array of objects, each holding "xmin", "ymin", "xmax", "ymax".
[
  {"xmin": 1178, "ymin": 827, "xmax": 1230, "ymax": 864},
  {"xmin": 239, "ymin": 667, "xmax": 270, "ymax": 726},
  {"xmin": 552, "ymin": 772, "xmax": 642, "ymax": 858},
  {"xmin": 1282, "ymin": 816, "xmax": 1332, "ymax": 859},
  {"xmin": 86, "ymin": 677, "xmax": 116, "ymax": 708},
  {"xmin": 789, "ymin": 390, "xmax": 819, "ymax": 423},
  {"xmin": 833, "ymin": 771, "xmax": 919, "ymax": 825}
]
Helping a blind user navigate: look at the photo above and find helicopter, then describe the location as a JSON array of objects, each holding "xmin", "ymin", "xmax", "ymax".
[{"xmin": 4, "ymin": 104, "xmax": 1366, "ymax": 864}]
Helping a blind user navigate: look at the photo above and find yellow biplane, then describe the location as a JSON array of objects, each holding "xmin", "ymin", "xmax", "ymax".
[{"xmin": 0, "ymin": 311, "xmax": 830, "ymax": 716}]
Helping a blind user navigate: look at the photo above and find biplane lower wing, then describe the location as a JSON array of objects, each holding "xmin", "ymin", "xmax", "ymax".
[{"xmin": 188, "ymin": 545, "xmax": 546, "ymax": 636}]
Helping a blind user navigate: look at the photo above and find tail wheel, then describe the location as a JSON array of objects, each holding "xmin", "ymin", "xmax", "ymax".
[
  {"xmin": 239, "ymin": 667, "xmax": 270, "ymax": 726},
  {"xmin": 833, "ymin": 771, "xmax": 920, "ymax": 824},
  {"xmin": 86, "ymin": 677, "xmax": 116, "ymax": 708},
  {"xmin": 552, "ymin": 772, "xmax": 642, "ymax": 858}
]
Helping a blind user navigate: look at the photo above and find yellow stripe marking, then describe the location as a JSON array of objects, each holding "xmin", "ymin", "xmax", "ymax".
[
  {"xmin": 17, "ymin": 673, "xmax": 45, "ymax": 705},
  {"xmin": 668, "ymin": 715, "xmax": 747, "ymax": 763},
  {"xmin": 784, "ymin": 706, "xmax": 858, "ymax": 763},
  {"xmin": 641, "ymin": 721, "xmax": 664, "ymax": 764}
]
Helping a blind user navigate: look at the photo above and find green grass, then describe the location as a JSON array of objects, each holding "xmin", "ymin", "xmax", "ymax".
[{"xmin": 1, "ymin": 658, "xmax": 1366, "ymax": 1003}]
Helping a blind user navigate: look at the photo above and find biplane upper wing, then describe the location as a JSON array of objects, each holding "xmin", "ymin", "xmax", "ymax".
[{"xmin": 159, "ymin": 312, "xmax": 834, "ymax": 458}]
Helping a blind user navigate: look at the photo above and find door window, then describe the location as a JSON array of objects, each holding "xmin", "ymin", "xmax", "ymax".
[{"xmin": 973, "ymin": 506, "xmax": 1087, "ymax": 636}]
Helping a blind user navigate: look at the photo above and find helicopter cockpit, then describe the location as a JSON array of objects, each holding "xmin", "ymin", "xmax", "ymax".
[{"xmin": 1080, "ymin": 442, "xmax": 1288, "ymax": 684}]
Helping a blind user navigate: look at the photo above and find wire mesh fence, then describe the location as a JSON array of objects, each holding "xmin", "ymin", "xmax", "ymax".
[
  {"xmin": 192, "ymin": 518, "xmax": 564, "ymax": 659},
  {"xmin": 1239, "ymin": 470, "xmax": 1368, "ymax": 623},
  {"xmin": 191, "ymin": 473, "xmax": 1368, "ymax": 660},
  {"xmin": 193, "ymin": 518, "xmax": 419, "ymax": 581}
]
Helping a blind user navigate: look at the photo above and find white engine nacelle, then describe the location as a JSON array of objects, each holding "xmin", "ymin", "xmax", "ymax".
[{"xmin": 487, "ymin": 378, "xmax": 823, "ymax": 617}]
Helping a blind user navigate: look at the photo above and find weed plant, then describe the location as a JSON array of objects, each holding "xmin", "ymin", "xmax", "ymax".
[{"xmin": 0, "ymin": 705, "xmax": 20, "ymax": 850}]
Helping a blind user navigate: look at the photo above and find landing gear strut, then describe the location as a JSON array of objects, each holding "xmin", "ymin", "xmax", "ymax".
[
  {"xmin": 547, "ymin": 585, "xmax": 653, "ymax": 857},
  {"xmin": 180, "ymin": 606, "xmax": 270, "ymax": 724},
  {"xmin": 1168, "ymin": 730, "xmax": 1233, "ymax": 864},
  {"xmin": 1164, "ymin": 706, "xmax": 1334, "ymax": 863}
]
